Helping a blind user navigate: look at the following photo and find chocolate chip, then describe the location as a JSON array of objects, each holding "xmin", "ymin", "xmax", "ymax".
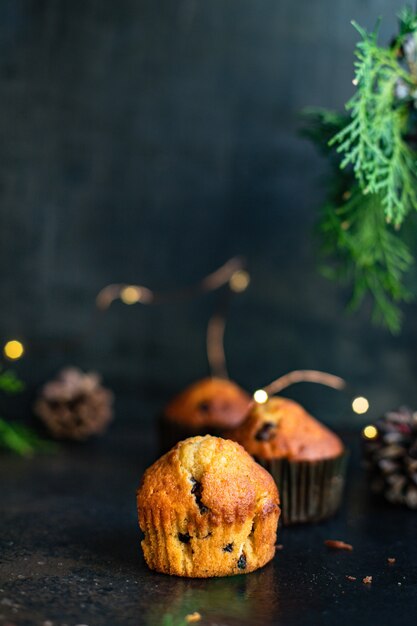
[
  {"xmin": 178, "ymin": 532, "xmax": 191, "ymax": 544},
  {"xmin": 223, "ymin": 543, "xmax": 234, "ymax": 552},
  {"xmin": 237, "ymin": 553, "xmax": 247, "ymax": 569},
  {"xmin": 190, "ymin": 477, "xmax": 209, "ymax": 514},
  {"xmin": 255, "ymin": 422, "xmax": 276, "ymax": 442},
  {"xmin": 198, "ymin": 401, "xmax": 210, "ymax": 412}
]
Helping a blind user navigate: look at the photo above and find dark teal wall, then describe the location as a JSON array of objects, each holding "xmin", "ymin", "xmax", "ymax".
[{"xmin": 0, "ymin": 0, "xmax": 415, "ymax": 425}]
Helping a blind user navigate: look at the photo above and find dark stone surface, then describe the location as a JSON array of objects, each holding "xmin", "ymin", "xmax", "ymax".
[{"xmin": 1, "ymin": 403, "xmax": 417, "ymax": 626}]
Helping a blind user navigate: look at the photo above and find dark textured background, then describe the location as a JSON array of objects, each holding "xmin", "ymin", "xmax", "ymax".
[{"xmin": 0, "ymin": 0, "xmax": 416, "ymax": 426}]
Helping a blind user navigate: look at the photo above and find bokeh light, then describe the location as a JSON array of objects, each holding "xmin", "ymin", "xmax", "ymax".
[
  {"xmin": 4, "ymin": 340, "xmax": 24, "ymax": 360},
  {"xmin": 229, "ymin": 270, "xmax": 250, "ymax": 293},
  {"xmin": 253, "ymin": 389, "xmax": 268, "ymax": 404},
  {"xmin": 352, "ymin": 396, "xmax": 369, "ymax": 414},
  {"xmin": 120, "ymin": 285, "xmax": 142, "ymax": 305},
  {"xmin": 362, "ymin": 425, "xmax": 378, "ymax": 439}
]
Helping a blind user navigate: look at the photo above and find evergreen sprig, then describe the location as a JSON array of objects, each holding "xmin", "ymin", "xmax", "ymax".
[
  {"xmin": 0, "ymin": 368, "xmax": 25, "ymax": 394},
  {"xmin": 320, "ymin": 187, "xmax": 413, "ymax": 333},
  {"xmin": 0, "ymin": 366, "xmax": 53, "ymax": 456},
  {"xmin": 303, "ymin": 7, "xmax": 417, "ymax": 332},
  {"xmin": 330, "ymin": 21, "xmax": 417, "ymax": 225},
  {"xmin": 0, "ymin": 418, "xmax": 55, "ymax": 456}
]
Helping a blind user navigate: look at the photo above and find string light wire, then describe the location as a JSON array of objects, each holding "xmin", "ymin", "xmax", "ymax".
[
  {"xmin": 259, "ymin": 369, "xmax": 346, "ymax": 399},
  {"xmin": 96, "ymin": 257, "xmax": 250, "ymax": 379},
  {"xmin": 96, "ymin": 256, "xmax": 247, "ymax": 310}
]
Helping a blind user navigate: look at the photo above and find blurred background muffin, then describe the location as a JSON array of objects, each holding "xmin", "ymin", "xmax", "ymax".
[
  {"xmin": 159, "ymin": 377, "xmax": 251, "ymax": 451},
  {"xmin": 228, "ymin": 396, "xmax": 346, "ymax": 524}
]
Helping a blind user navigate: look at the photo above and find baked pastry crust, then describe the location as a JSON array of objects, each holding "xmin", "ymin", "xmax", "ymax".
[
  {"xmin": 227, "ymin": 396, "xmax": 344, "ymax": 461},
  {"xmin": 163, "ymin": 378, "xmax": 251, "ymax": 430},
  {"xmin": 137, "ymin": 435, "xmax": 280, "ymax": 577}
]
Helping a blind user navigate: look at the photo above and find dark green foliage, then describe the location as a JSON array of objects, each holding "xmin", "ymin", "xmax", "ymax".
[
  {"xmin": 0, "ymin": 368, "xmax": 25, "ymax": 394},
  {"xmin": 0, "ymin": 418, "xmax": 55, "ymax": 456},
  {"xmin": 304, "ymin": 7, "xmax": 417, "ymax": 332},
  {"xmin": 0, "ymin": 367, "xmax": 53, "ymax": 456}
]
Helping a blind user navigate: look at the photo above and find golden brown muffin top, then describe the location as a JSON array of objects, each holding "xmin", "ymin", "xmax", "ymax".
[
  {"xmin": 137, "ymin": 435, "xmax": 279, "ymax": 525},
  {"xmin": 163, "ymin": 378, "xmax": 251, "ymax": 429},
  {"xmin": 227, "ymin": 396, "xmax": 344, "ymax": 462}
]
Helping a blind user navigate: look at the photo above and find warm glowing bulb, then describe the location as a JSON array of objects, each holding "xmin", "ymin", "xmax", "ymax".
[
  {"xmin": 363, "ymin": 425, "xmax": 378, "ymax": 439},
  {"xmin": 120, "ymin": 286, "xmax": 141, "ymax": 305},
  {"xmin": 352, "ymin": 396, "xmax": 369, "ymax": 415},
  {"xmin": 229, "ymin": 270, "xmax": 250, "ymax": 293},
  {"xmin": 4, "ymin": 340, "xmax": 24, "ymax": 360},
  {"xmin": 253, "ymin": 389, "xmax": 268, "ymax": 404}
]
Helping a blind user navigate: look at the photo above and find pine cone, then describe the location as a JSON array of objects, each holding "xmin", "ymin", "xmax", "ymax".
[
  {"xmin": 34, "ymin": 368, "xmax": 114, "ymax": 441},
  {"xmin": 362, "ymin": 407, "xmax": 417, "ymax": 509}
]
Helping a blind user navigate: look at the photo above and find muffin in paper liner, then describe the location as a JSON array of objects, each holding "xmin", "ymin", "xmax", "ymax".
[
  {"xmin": 226, "ymin": 396, "xmax": 347, "ymax": 525},
  {"xmin": 258, "ymin": 453, "xmax": 347, "ymax": 525},
  {"xmin": 159, "ymin": 377, "xmax": 251, "ymax": 452},
  {"xmin": 137, "ymin": 435, "xmax": 280, "ymax": 577}
]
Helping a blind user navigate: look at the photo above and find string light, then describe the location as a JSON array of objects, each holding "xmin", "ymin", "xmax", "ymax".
[
  {"xmin": 229, "ymin": 270, "xmax": 250, "ymax": 293},
  {"xmin": 362, "ymin": 424, "xmax": 378, "ymax": 439},
  {"xmin": 96, "ymin": 257, "xmax": 248, "ymax": 310},
  {"xmin": 252, "ymin": 370, "xmax": 347, "ymax": 410},
  {"xmin": 4, "ymin": 340, "xmax": 24, "ymax": 360},
  {"xmin": 352, "ymin": 396, "xmax": 370, "ymax": 415},
  {"xmin": 120, "ymin": 286, "xmax": 142, "ymax": 305},
  {"xmin": 95, "ymin": 257, "xmax": 250, "ymax": 380},
  {"xmin": 253, "ymin": 389, "xmax": 269, "ymax": 404}
]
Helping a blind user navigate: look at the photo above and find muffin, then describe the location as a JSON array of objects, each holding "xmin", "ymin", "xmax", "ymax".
[
  {"xmin": 137, "ymin": 435, "xmax": 280, "ymax": 577},
  {"xmin": 227, "ymin": 396, "xmax": 346, "ymax": 524},
  {"xmin": 159, "ymin": 377, "xmax": 251, "ymax": 451}
]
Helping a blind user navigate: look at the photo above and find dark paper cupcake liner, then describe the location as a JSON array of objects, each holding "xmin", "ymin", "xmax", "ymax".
[{"xmin": 257, "ymin": 452, "xmax": 348, "ymax": 525}]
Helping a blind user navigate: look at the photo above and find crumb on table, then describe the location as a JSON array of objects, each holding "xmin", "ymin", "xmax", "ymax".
[
  {"xmin": 324, "ymin": 539, "xmax": 353, "ymax": 552},
  {"xmin": 186, "ymin": 612, "xmax": 202, "ymax": 623},
  {"xmin": 362, "ymin": 576, "xmax": 373, "ymax": 584}
]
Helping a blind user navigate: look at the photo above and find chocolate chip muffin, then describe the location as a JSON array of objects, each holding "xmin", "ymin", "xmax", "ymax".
[
  {"xmin": 137, "ymin": 435, "xmax": 280, "ymax": 577},
  {"xmin": 227, "ymin": 396, "xmax": 346, "ymax": 524},
  {"xmin": 159, "ymin": 378, "xmax": 251, "ymax": 451}
]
